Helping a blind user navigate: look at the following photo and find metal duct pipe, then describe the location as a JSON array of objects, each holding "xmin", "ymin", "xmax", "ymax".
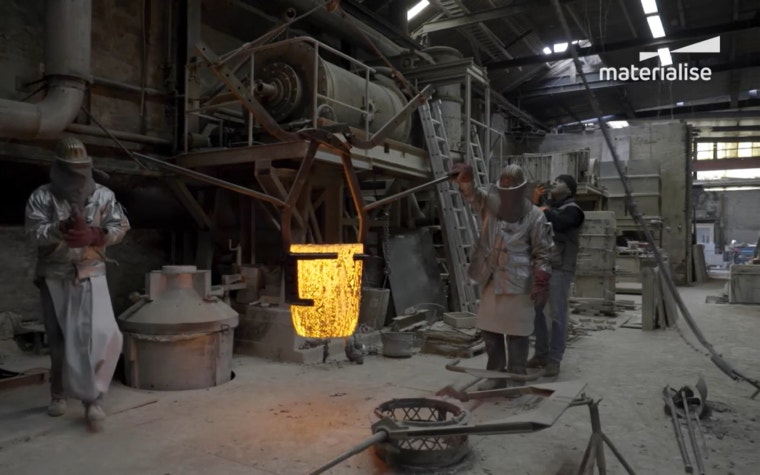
[
  {"xmin": 280, "ymin": 0, "xmax": 404, "ymax": 57},
  {"xmin": 0, "ymin": 0, "xmax": 91, "ymax": 140}
]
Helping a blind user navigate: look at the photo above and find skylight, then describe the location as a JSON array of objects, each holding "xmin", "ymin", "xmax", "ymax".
[
  {"xmin": 647, "ymin": 15, "xmax": 666, "ymax": 38},
  {"xmin": 640, "ymin": 0, "xmax": 658, "ymax": 15},
  {"xmin": 407, "ymin": 0, "xmax": 429, "ymax": 20}
]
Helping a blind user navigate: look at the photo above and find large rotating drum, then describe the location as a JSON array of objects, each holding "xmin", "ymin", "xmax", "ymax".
[{"xmin": 252, "ymin": 40, "xmax": 411, "ymax": 142}]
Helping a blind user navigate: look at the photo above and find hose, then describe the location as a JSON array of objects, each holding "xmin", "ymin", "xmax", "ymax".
[{"xmin": 551, "ymin": 0, "xmax": 759, "ymax": 397}]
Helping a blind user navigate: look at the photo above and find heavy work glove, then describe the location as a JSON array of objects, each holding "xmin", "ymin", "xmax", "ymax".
[
  {"xmin": 531, "ymin": 269, "xmax": 551, "ymax": 307},
  {"xmin": 63, "ymin": 210, "xmax": 106, "ymax": 248},
  {"xmin": 451, "ymin": 162, "xmax": 473, "ymax": 183}
]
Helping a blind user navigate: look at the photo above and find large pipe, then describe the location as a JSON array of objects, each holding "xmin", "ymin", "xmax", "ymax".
[{"xmin": 0, "ymin": 0, "xmax": 91, "ymax": 139}]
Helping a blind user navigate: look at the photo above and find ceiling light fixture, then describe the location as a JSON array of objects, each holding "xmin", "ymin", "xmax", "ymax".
[
  {"xmin": 543, "ymin": 46, "xmax": 552, "ymax": 55},
  {"xmin": 407, "ymin": 0, "xmax": 430, "ymax": 20},
  {"xmin": 647, "ymin": 15, "xmax": 666, "ymax": 38},
  {"xmin": 607, "ymin": 120, "xmax": 630, "ymax": 129},
  {"xmin": 554, "ymin": 42, "xmax": 569, "ymax": 53},
  {"xmin": 676, "ymin": 101, "xmax": 685, "ymax": 106},
  {"xmin": 658, "ymin": 47, "xmax": 673, "ymax": 66},
  {"xmin": 640, "ymin": 0, "xmax": 658, "ymax": 14}
]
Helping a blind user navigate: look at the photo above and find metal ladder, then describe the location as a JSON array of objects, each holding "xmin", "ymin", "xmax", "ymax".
[
  {"xmin": 468, "ymin": 126, "xmax": 490, "ymax": 188},
  {"xmin": 419, "ymin": 100, "xmax": 480, "ymax": 313},
  {"xmin": 436, "ymin": 0, "xmax": 511, "ymax": 61}
]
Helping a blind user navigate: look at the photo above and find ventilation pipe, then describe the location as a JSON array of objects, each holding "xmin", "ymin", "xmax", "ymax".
[{"xmin": 0, "ymin": 0, "xmax": 91, "ymax": 140}]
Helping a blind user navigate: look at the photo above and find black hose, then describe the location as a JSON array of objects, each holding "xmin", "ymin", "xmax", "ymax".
[{"xmin": 551, "ymin": 0, "xmax": 759, "ymax": 396}]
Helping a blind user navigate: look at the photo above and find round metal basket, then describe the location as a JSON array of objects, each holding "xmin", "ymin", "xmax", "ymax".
[{"xmin": 373, "ymin": 397, "xmax": 471, "ymax": 471}]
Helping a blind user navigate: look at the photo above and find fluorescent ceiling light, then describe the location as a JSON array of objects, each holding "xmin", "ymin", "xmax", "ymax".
[
  {"xmin": 658, "ymin": 47, "xmax": 673, "ymax": 66},
  {"xmin": 543, "ymin": 46, "xmax": 552, "ymax": 55},
  {"xmin": 407, "ymin": 0, "xmax": 429, "ymax": 20},
  {"xmin": 647, "ymin": 15, "xmax": 666, "ymax": 38},
  {"xmin": 750, "ymin": 89, "xmax": 758, "ymax": 96},
  {"xmin": 608, "ymin": 121, "xmax": 629, "ymax": 129},
  {"xmin": 554, "ymin": 42, "xmax": 568, "ymax": 53},
  {"xmin": 676, "ymin": 101, "xmax": 684, "ymax": 106},
  {"xmin": 641, "ymin": 0, "xmax": 658, "ymax": 14}
]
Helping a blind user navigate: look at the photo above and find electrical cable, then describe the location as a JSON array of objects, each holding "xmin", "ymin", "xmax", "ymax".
[{"xmin": 550, "ymin": 0, "xmax": 760, "ymax": 397}]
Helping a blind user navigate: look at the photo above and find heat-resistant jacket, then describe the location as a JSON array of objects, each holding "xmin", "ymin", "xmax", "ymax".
[
  {"xmin": 460, "ymin": 182, "xmax": 554, "ymax": 295},
  {"xmin": 25, "ymin": 184, "xmax": 130, "ymax": 280}
]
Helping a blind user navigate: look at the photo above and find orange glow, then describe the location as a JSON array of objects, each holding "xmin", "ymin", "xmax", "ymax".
[{"xmin": 289, "ymin": 243, "xmax": 364, "ymax": 338}]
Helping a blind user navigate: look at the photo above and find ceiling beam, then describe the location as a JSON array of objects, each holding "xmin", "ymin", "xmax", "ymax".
[
  {"xmin": 709, "ymin": 126, "xmax": 760, "ymax": 132},
  {"xmin": 694, "ymin": 136, "xmax": 760, "ymax": 142},
  {"xmin": 486, "ymin": 17, "xmax": 760, "ymax": 69},
  {"xmin": 634, "ymin": 98, "xmax": 760, "ymax": 118},
  {"xmin": 412, "ymin": 3, "xmax": 532, "ymax": 36},
  {"xmin": 692, "ymin": 156, "xmax": 760, "ymax": 171}
]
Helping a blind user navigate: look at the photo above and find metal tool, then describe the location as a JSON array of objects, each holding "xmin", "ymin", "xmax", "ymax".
[
  {"xmin": 680, "ymin": 389, "xmax": 705, "ymax": 475},
  {"xmin": 664, "ymin": 386, "xmax": 692, "ymax": 473}
]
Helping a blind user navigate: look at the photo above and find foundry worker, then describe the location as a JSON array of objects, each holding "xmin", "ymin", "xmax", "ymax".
[
  {"xmin": 25, "ymin": 137, "xmax": 129, "ymax": 430},
  {"xmin": 528, "ymin": 175, "xmax": 585, "ymax": 377},
  {"xmin": 451, "ymin": 163, "xmax": 553, "ymax": 390}
]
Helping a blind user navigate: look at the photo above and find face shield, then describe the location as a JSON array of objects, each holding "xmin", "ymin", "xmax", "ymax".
[
  {"xmin": 495, "ymin": 165, "xmax": 529, "ymax": 222},
  {"xmin": 49, "ymin": 138, "xmax": 96, "ymax": 209},
  {"xmin": 550, "ymin": 179, "xmax": 572, "ymax": 202}
]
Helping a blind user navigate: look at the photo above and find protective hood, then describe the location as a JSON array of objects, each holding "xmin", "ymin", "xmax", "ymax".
[
  {"xmin": 495, "ymin": 179, "xmax": 530, "ymax": 222},
  {"xmin": 50, "ymin": 159, "xmax": 96, "ymax": 209}
]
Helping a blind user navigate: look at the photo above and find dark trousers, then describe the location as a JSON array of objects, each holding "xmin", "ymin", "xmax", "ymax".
[
  {"xmin": 39, "ymin": 280, "xmax": 64, "ymax": 399},
  {"xmin": 482, "ymin": 330, "xmax": 530, "ymax": 376}
]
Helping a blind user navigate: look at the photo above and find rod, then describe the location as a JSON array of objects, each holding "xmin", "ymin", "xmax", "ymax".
[
  {"xmin": 664, "ymin": 387, "xmax": 692, "ymax": 472},
  {"xmin": 131, "ymin": 152, "xmax": 286, "ymax": 207},
  {"xmin": 308, "ymin": 431, "xmax": 388, "ymax": 475},
  {"xmin": 365, "ymin": 172, "xmax": 458, "ymax": 212}
]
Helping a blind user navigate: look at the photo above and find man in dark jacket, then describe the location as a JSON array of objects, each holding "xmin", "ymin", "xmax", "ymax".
[{"xmin": 528, "ymin": 174, "xmax": 585, "ymax": 376}]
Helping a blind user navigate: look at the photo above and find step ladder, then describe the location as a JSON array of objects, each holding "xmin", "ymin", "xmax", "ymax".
[{"xmin": 419, "ymin": 100, "xmax": 480, "ymax": 313}]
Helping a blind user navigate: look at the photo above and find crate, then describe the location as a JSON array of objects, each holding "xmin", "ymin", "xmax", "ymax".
[
  {"xmin": 573, "ymin": 275, "xmax": 616, "ymax": 301},
  {"xmin": 729, "ymin": 264, "xmax": 760, "ymax": 304}
]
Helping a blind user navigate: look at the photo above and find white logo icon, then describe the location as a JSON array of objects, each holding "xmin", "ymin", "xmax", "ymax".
[{"xmin": 639, "ymin": 36, "xmax": 720, "ymax": 62}]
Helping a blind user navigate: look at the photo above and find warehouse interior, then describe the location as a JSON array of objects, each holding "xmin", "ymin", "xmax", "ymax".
[{"xmin": 0, "ymin": 0, "xmax": 759, "ymax": 473}]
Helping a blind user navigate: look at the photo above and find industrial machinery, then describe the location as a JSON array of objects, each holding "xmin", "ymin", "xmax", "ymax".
[{"xmin": 117, "ymin": 265, "xmax": 239, "ymax": 391}]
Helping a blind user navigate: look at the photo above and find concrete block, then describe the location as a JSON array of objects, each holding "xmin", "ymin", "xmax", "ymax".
[
  {"xmin": 232, "ymin": 305, "xmax": 347, "ymax": 364},
  {"xmin": 443, "ymin": 312, "xmax": 477, "ymax": 329}
]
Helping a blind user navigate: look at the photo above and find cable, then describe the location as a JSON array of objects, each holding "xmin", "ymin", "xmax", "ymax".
[{"xmin": 550, "ymin": 0, "xmax": 760, "ymax": 396}]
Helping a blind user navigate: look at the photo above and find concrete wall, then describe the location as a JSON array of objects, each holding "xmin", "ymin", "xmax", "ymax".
[
  {"xmin": 523, "ymin": 122, "xmax": 693, "ymax": 284},
  {"xmin": 695, "ymin": 188, "xmax": 760, "ymax": 245},
  {"xmin": 0, "ymin": 227, "xmax": 168, "ymax": 322}
]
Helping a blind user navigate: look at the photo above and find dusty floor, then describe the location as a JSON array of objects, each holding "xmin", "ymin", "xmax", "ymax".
[{"xmin": 0, "ymin": 277, "xmax": 758, "ymax": 475}]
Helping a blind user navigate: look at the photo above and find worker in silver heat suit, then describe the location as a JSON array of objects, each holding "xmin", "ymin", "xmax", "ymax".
[
  {"xmin": 452, "ymin": 163, "xmax": 554, "ymax": 391},
  {"xmin": 25, "ymin": 137, "xmax": 129, "ymax": 430}
]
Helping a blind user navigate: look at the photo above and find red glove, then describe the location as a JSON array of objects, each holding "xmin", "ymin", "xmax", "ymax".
[
  {"xmin": 451, "ymin": 162, "xmax": 473, "ymax": 183},
  {"xmin": 64, "ymin": 226, "xmax": 105, "ymax": 248},
  {"xmin": 63, "ymin": 210, "xmax": 106, "ymax": 248},
  {"xmin": 531, "ymin": 270, "xmax": 551, "ymax": 307}
]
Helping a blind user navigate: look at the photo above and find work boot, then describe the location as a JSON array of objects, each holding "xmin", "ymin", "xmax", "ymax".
[
  {"xmin": 527, "ymin": 356, "xmax": 547, "ymax": 369},
  {"xmin": 544, "ymin": 361, "xmax": 561, "ymax": 377},
  {"xmin": 477, "ymin": 379, "xmax": 507, "ymax": 391},
  {"xmin": 84, "ymin": 403, "xmax": 106, "ymax": 432},
  {"xmin": 47, "ymin": 398, "xmax": 67, "ymax": 417}
]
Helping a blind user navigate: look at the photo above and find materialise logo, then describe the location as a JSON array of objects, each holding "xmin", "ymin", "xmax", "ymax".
[{"xmin": 600, "ymin": 36, "xmax": 719, "ymax": 82}]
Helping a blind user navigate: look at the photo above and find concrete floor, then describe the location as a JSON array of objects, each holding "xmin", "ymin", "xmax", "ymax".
[{"xmin": 1, "ymin": 277, "xmax": 758, "ymax": 475}]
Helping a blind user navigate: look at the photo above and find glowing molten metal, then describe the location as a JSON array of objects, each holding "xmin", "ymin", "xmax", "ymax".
[{"xmin": 289, "ymin": 243, "xmax": 364, "ymax": 338}]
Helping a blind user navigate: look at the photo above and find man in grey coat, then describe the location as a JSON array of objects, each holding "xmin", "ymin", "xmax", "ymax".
[
  {"xmin": 25, "ymin": 137, "xmax": 130, "ymax": 431},
  {"xmin": 452, "ymin": 163, "xmax": 554, "ymax": 390}
]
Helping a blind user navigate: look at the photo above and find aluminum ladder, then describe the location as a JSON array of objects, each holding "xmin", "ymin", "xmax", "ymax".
[
  {"xmin": 419, "ymin": 100, "xmax": 480, "ymax": 313},
  {"xmin": 468, "ymin": 125, "xmax": 490, "ymax": 188}
]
